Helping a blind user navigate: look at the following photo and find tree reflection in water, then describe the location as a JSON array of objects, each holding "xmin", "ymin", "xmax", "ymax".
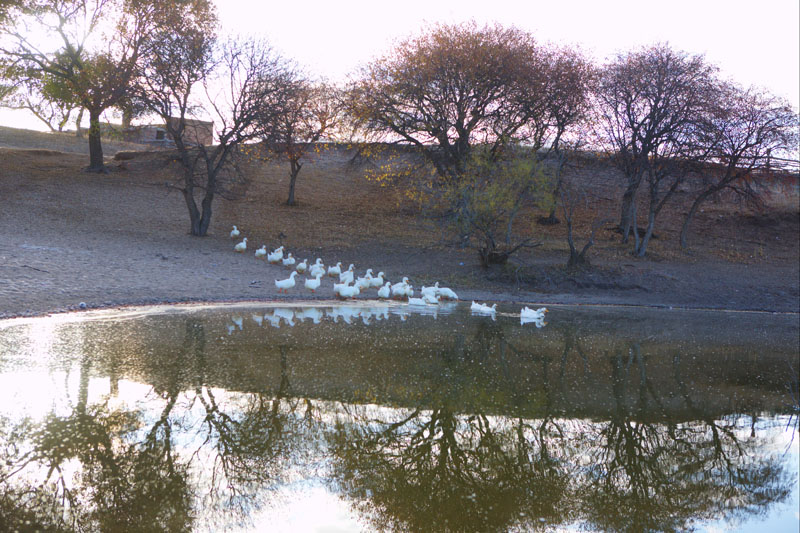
[
  {"xmin": 0, "ymin": 319, "xmax": 318, "ymax": 532},
  {"xmin": 0, "ymin": 307, "xmax": 796, "ymax": 532}
]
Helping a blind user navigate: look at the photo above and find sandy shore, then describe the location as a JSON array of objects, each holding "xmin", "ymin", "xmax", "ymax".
[{"xmin": 2, "ymin": 219, "xmax": 798, "ymax": 319}]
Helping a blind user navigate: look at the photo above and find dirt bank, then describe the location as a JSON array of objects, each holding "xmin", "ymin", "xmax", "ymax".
[{"xmin": 1, "ymin": 141, "xmax": 798, "ymax": 318}]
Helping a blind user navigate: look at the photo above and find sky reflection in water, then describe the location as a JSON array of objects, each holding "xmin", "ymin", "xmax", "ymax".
[{"xmin": 0, "ymin": 303, "xmax": 797, "ymax": 532}]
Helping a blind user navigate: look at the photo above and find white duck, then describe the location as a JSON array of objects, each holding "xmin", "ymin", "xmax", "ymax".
[
  {"xmin": 337, "ymin": 283, "xmax": 360, "ymax": 299},
  {"xmin": 339, "ymin": 264, "xmax": 356, "ymax": 284},
  {"xmin": 470, "ymin": 301, "xmax": 497, "ymax": 315},
  {"xmin": 391, "ymin": 277, "xmax": 409, "ymax": 294},
  {"xmin": 282, "ymin": 253, "xmax": 296, "ymax": 268},
  {"xmin": 275, "ymin": 271, "xmax": 298, "ymax": 293},
  {"xmin": 267, "ymin": 246, "xmax": 285, "ymax": 264},
  {"xmin": 377, "ymin": 281, "xmax": 391, "ymax": 299},
  {"xmin": 422, "ymin": 292, "xmax": 440, "ymax": 305},
  {"xmin": 305, "ymin": 274, "xmax": 322, "ymax": 293},
  {"xmin": 392, "ymin": 280, "xmax": 413, "ymax": 300},
  {"xmin": 520, "ymin": 307, "xmax": 548, "ymax": 327},
  {"xmin": 520, "ymin": 306, "xmax": 548, "ymax": 320},
  {"xmin": 421, "ymin": 282, "xmax": 439, "ymax": 298},
  {"xmin": 437, "ymin": 286, "xmax": 459, "ymax": 301},
  {"xmin": 254, "ymin": 245, "xmax": 267, "ymax": 259},
  {"xmin": 296, "ymin": 258, "xmax": 308, "ymax": 273},
  {"xmin": 309, "ymin": 259, "xmax": 325, "ymax": 277},
  {"xmin": 230, "ymin": 225, "xmax": 240, "ymax": 239},
  {"xmin": 234, "ymin": 238, "xmax": 247, "ymax": 253},
  {"xmin": 370, "ymin": 271, "xmax": 385, "ymax": 288},
  {"xmin": 355, "ymin": 270, "xmax": 373, "ymax": 291},
  {"xmin": 401, "ymin": 284, "xmax": 414, "ymax": 300},
  {"xmin": 327, "ymin": 262, "xmax": 342, "ymax": 277}
]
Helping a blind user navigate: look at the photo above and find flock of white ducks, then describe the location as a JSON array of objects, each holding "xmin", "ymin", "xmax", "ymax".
[{"xmin": 230, "ymin": 226, "xmax": 547, "ymax": 325}]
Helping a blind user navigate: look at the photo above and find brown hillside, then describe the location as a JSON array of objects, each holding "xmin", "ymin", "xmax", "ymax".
[{"xmin": 0, "ymin": 130, "xmax": 798, "ymax": 316}]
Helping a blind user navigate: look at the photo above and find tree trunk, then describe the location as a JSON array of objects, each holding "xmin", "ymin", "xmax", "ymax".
[
  {"xmin": 86, "ymin": 108, "xmax": 105, "ymax": 172},
  {"xmin": 635, "ymin": 207, "xmax": 657, "ymax": 257},
  {"xmin": 75, "ymin": 108, "xmax": 84, "ymax": 137},
  {"xmin": 183, "ymin": 183, "xmax": 202, "ymax": 236},
  {"xmin": 619, "ymin": 184, "xmax": 638, "ymax": 243},
  {"xmin": 618, "ymin": 165, "xmax": 648, "ymax": 243},
  {"xmin": 286, "ymin": 158, "xmax": 302, "ymax": 206},
  {"xmin": 680, "ymin": 189, "xmax": 714, "ymax": 249},
  {"xmin": 198, "ymin": 190, "xmax": 214, "ymax": 236}
]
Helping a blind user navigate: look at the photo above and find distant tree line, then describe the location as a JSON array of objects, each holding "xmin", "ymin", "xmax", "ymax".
[{"xmin": 1, "ymin": 7, "xmax": 797, "ymax": 251}]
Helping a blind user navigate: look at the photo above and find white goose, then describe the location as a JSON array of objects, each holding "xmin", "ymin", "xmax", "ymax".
[
  {"xmin": 234, "ymin": 237, "xmax": 247, "ymax": 253},
  {"xmin": 470, "ymin": 301, "xmax": 497, "ymax": 315},
  {"xmin": 520, "ymin": 307, "xmax": 548, "ymax": 327},
  {"xmin": 309, "ymin": 259, "xmax": 325, "ymax": 277},
  {"xmin": 422, "ymin": 292, "xmax": 440, "ymax": 305},
  {"xmin": 275, "ymin": 271, "xmax": 298, "ymax": 293},
  {"xmin": 230, "ymin": 225, "xmax": 240, "ymax": 239},
  {"xmin": 377, "ymin": 281, "xmax": 391, "ymax": 299},
  {"xmin": 355, "ymin": 270, "xmax": 373, "ymax": 290},
  {"xmin": 337, "ymin": 284, "xmax": 360, "ymax": 299},
  {"xmin": 370, "ymin": 271, "xmax": 385, "ymax": 288},
  {"xmin": 339, "ymin": 264, "xmax": 355, "ymax": 284},
  {"xmin": 392, "ymin": 280, "xmax": 412, "ymax": 300},
  {"xmin": 421, "ymin": 282, "xmax": 439, "ymax": 298},
  {"xmin": 304, "ymin": 274, "xmax": 322, "ymax": 293},
  {"xmin": 282, "ymin": 253, "xmax": 296, "ymax": 268},
  {"xmin": 296, "ymin": 258, "xmax": 308, "ymax": 273},
  {"xmin": 437, "ymin": 286, "xmax": 459, "ymax": 301},
  {"xmin": 327, "ymin": 262, "xmax": 342, "ymax": 277},
  {"xmin": 254, "ymin": 245, "xmax": 267, "ymax": 259},
  {"xmin": 267, "ymin": 246, "xmax": 285, "ymax": 264}
]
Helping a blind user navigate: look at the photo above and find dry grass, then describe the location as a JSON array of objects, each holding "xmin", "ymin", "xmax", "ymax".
[{"xmin": 0, "ymin": 125, "xmax": 154, "ymax": 156}]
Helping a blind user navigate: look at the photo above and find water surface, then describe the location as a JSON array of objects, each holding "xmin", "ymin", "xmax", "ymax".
[{"xmin": 1, "ymin": 303, "xmax": 798, "ymax": 532}]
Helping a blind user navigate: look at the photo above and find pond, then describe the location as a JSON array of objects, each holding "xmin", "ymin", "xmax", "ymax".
[{"xmin": 0, "ymin": 302, "xmax": 798, "ymax": 532}]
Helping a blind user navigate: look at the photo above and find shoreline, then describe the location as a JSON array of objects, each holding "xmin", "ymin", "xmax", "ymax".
[{"xmin": 3, "ymin": 292, "xmax": 797, "ymax": 323}]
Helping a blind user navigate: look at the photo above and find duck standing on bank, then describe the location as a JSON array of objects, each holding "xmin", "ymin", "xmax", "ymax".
[
  {"xmin": 275, "ymin": 272, "xmax": 298, "ymax": 293},
  {"xmin": 305, "ymin": 274, "xmax": 322, "ymax": 293}
]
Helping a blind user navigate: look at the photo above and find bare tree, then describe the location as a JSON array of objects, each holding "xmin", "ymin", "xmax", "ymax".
[
  {"xmin": 680, "ymin": 84, "xmax": 799, "ymax": 248},
  {"xmin": 266, "ymin": 80, "xmax": 342, "ymax": 206},
  {"xmin": 0, "ymin": 0, "xmax": 156, "ymax": 171},
  {"xmin": 135, "ymin": 2, "xmax": 293, "ymax": 235},
  {"xmin": 560, "ymin": 183, "xmax": 610, "ymax": 269},
  {"xmin": 535, "ymin": 47, "xmax": 596, "ymax": 224},
  {"xmin": 594, "ymin": 44, "xmax": 717, "ymax": 244}
]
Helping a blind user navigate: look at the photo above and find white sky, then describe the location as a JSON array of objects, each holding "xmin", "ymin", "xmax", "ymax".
[{"xmin": 2, "ymin": 0, "xmax": 798, "ymax": 131}]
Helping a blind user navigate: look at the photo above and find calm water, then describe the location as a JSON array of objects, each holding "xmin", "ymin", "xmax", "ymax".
[{"xmin": 0, "ymin": 303, "xmax": 798, "ymax": 532}]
